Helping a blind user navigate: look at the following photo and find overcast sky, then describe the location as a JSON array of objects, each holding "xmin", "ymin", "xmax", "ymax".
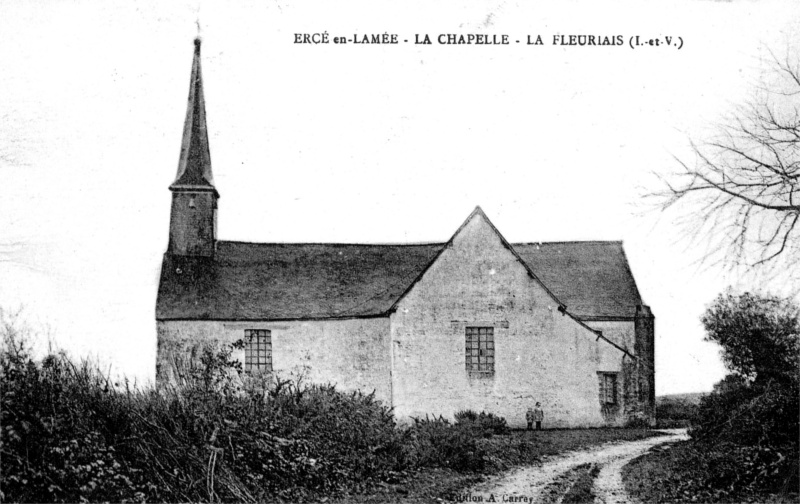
[{"xmin": 1, "ymin": 0, "xmax": 798, "ymax": 394}]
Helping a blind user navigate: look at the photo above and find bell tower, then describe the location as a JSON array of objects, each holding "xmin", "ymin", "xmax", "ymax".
[{"xmin": 167, "ymin": 38, "xmax": 219, "ymax": 257}]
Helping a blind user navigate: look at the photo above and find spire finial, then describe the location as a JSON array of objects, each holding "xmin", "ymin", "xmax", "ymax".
[{"xmin": 195, "ymin": 15, "xmax": 202, "ymax": 49}]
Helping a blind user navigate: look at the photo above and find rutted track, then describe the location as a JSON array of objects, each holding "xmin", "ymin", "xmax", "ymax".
[{"xmin": 459, "ymin": 429, "xmax": 688, "ymax": 504}]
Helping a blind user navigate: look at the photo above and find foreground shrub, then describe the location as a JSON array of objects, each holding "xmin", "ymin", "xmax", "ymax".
[
  {"xmin": 454, "ymin": 409, "xmax": 510, "ymax": 437},
  {"xmin": 1, "ymin": 342, "xmax": 247, "ymax": 502},
  {"xmin": 224, "ymin": 379, "xmax": 410, "ymax": 496},
  {"xmin": 0, "ymin": 332, "xmax": 414, "ymax": 502},
  {"xmin": 692, "ymin": 377, "xmax": 799, "ymax": 449},
  {"xmin": 406, "ymin": 415, "xmax": 487, "ymax": 471},
  {"xmin": 682, "ymin": 378, "xmax": 800, "ymax": 498},
  {"xmin": 2, "ymin": 321, "xmax": 526, "ymax": 503},
  {"xmin": 624, "ymin": 440, "xmax": 798, "ymax": 503}
]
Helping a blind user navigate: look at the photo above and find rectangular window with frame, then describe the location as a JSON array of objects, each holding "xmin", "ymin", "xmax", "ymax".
[
  {"xmin": 599, "ymin": 372, "xmax": 618, "ymax": 405},
  {"xmin": 244, "ymin": 329, "xmax": 272, "ymax": 373},
  {"xmin": 465, "ymin": 326, "xmax": 494, "ymax": 376}
]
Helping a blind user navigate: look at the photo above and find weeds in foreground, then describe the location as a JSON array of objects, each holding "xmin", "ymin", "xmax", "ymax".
[{"xmin": 0, "ymin": 327, "xmax": 512, "ymax": 503}]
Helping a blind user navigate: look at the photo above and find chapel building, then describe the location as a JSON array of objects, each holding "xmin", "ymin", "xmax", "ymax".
[{"xmin": 156, "ymin": 40, "xmax": 656, "ymax": 428}]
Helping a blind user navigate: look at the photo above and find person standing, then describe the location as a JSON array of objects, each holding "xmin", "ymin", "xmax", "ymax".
[
  {"xmin": 526, "ymin": 405, "xmax": 535, "ymax": 430},
  {"xmin": 533, "ymin": 402, "xmax": 544, "ymax": 430}
]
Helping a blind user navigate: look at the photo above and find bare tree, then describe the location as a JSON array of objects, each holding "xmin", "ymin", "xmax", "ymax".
[{"xmin": 653, "ymin": 47, "xmax": 800, "ymax": 283}]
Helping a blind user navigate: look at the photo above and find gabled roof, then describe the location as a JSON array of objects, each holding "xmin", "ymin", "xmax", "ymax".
[
  {"xmin": 156, "ymin": 227, "xmax": 644, "ymax": 321},
  {"xmin": 170, "ymin": 38, "xmax": 217, "ymax": 195},
  {"xmin": 386, "ymin": 206, "xmax": 566, "ymax": 314}
]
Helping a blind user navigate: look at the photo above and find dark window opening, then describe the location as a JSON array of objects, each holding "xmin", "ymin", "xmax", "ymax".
[
  {"xmin": 245, "ymin": 329, "xmax": 272, "ymax": 373},
  {"xmin": 466, "ymin": 326, "xmax": 494, "ymax": 376},
  {"xmin": 599, "ymin": 372, "xmax": 618, "ymax": 405}
]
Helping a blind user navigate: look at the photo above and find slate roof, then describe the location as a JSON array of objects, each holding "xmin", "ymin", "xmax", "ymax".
[
  {"xmin": 156, "ymin": 242, "xmax": 442, "ymax": 321},
  {"xmin": 514, "ymin": 242, "xmax": 643, "ymax": 320},
  {"xmin": 156, "ymin": 239, "xmax": 643, "ymax": 321}
]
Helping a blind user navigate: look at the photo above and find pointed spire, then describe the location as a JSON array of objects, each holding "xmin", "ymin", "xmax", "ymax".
[{"xmin": 171, "ymin": 38, "xmax": 217, "ymax": 195}]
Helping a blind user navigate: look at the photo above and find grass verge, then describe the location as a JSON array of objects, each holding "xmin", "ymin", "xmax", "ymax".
[
  {"xmin": 561, "ymin": 463, "xmax": 600, "ymax": 504},
  {"xmin": 537, "ymin": 463, "xmax": 598, "ymax": 504}
]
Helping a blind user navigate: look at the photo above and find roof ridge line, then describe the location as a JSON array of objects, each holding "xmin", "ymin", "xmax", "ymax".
[
  {"xmin": 215, "ymin": 239, "xmax": 625, "ymax": 247},
  {"xmin": 217, "ymin": 240, "xmax": 447, "ymax": 247},
  {"xmin": 512, "ymin": 240, "xmax": 624, "ymax": 245}
]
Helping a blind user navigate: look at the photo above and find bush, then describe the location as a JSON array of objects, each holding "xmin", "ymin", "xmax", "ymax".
[
  {"xmin": 454, "ymin": 410, "xmax": 510, "ymax": 437},
  {"xmin": 692, "ymin": 377, "xmax": 799, "ymax": 448},
  {"xmin": 406, "ymin": 415, "xmax": 487, "ymax": 471},
  {"xmin": 402, "ymin": 411, "xmax": 511, "ymax": 472},
  {"xmin": 234, "ymin": 379, "xmax": 410, "ymax": 495},
  {"xmin": 685, "ymin": 291, "xmax": 799, "ymax": 498},
  {"xmin": 685, "ymin": 377, "xmax": 799, "ymax": 497}
]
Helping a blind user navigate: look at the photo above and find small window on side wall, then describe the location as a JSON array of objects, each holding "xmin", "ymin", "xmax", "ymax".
[
  {"xmin": 245, "ymin": 329, "xmax": 272, "ymax": 374},
  {"xmin": 599, "ymin": 372, "xmax": 618, "ymax": 405}
]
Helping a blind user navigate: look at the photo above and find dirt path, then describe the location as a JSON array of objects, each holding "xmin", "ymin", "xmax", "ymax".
[{"xmin": 461, "ymin": 429, "xmax": 688, "ymax": 504}]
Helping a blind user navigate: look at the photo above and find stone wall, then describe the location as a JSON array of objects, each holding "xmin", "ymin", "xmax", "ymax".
[
  {"xmin": 585, "ymin": 320, "xmax": 635, "ymax": 351},
  {"xmin": 389, "ymin": 212, "xmax": 630, "ymax": 428},
  {"xmin": 587, "ymin": 316, "xmax": 656, "ymax": 425},
  {"xmin": 157, "ymin": 317, "xmax": 392, "ymax": 404},
  {"xmin": 634, "ymin": 305, "xmax": 656, "ymax": 425}
]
